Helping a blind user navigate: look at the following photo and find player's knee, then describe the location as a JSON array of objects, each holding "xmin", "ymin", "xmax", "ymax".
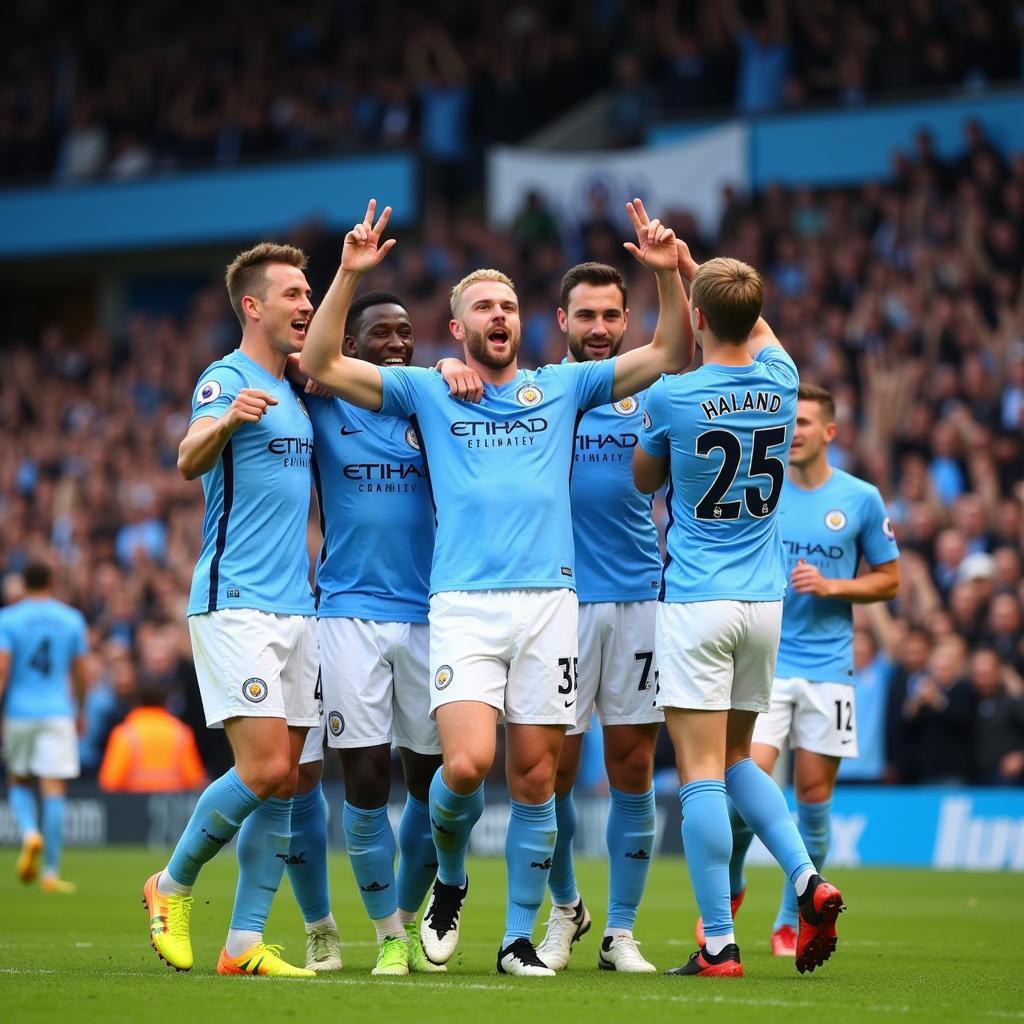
[
  {"xmin": 444, "ymin": 751, "xmax": 488, "ymax": 793},
  {"xmin": 240, "ymin": 752, "xmax": 294, "ymax": 798},
  {"xmin": 511, "ymin": 760, "xmax": 557, "ymax": 804},
  {"xmin": 606, "ymin": 742, "xmax": 655, "ymax": 791},
  {"xmin": 796, "ymin": 779, "xmax": 833, "ymax": 805}
]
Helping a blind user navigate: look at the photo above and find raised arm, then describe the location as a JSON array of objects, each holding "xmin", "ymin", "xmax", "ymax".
[
  {"xmin": 177, "ymin": 390, "xmax": 278, "ymax": 480},
  {"xmin": 610, "ymin": 199, "xmax": 694, "ymax": 401},
  {"xmin": 298, "ymin": 199, "xmax": 397, "ymax": 410}
]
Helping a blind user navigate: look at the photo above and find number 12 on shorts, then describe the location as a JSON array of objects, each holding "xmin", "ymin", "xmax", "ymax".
[
  {"xmin": 834, "ymin": 698, "xmax": 853, "ymax": 733},
  {"xmin": 558, "ymin": 657, "xmax": 578, "ymax": 707}
]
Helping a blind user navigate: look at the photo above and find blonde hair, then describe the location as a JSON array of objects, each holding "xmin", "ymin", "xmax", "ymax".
[
  {"xmin": 225, "ymin": 242, "xmax": 307, "ymax": 327},
  {"xmin": 449, "ymin": 268, "xmax": 516, "ymax": 317},
  {"xmin": 690, "ymin": 257, "xmax": 763, "ymax": 343}
]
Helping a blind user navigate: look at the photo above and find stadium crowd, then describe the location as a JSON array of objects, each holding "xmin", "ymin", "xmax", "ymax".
[
  {"xmin": 0, "ymin": 116, "xmax": 1023, "ymax": 788},
  {"xmin": 1, "ymin": 0, "xmax": 1021, "ymax": 184}
]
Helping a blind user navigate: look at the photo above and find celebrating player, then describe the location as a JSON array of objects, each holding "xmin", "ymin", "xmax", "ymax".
[
  {"xmin": 634, "ymin": 250, "xmax": 845, "ymax": 978},
  {"xmin": 702, "ymin": 383, "xmax": 898, "ymax": 955},
  {"xmin": 0, "ymin": 562, "xmax": 89, "ymax": 893},
  {"xmin": 300, "ymin": 198, "xmax": 691, "ymax": 976},
  {"xmin": 536, "ymin": 262, "xmax": 675, "ymax": 974},
  {"xmin": 143, "ymin": 243, "xmax": 320, "ymax": 978},
  {"xmin": 297, "ymin": 289, "xmax": 453, "ymax": 976}
]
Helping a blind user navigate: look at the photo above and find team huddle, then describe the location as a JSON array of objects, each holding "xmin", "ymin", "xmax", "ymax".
[{"xmin": 134, "ymin": 198, "xmax": 900, "ymax": 979}]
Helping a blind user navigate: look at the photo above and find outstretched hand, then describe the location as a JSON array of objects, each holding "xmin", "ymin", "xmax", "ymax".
[
  {"xmin": 342, "ymin": 199, "xmax": 397, "ymax": 275},
  {"xmin": 623, "ymin": 198, "xmax": 678, "ymax": 272}
]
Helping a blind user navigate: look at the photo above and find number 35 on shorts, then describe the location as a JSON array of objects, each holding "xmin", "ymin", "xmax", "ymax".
[{"xmin": 557, "ymin": 657, "xmax": 578, "ymax": 705}]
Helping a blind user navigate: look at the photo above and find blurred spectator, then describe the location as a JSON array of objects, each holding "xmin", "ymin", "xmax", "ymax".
[
  {"xmin": 98, "ymin": 683, "xmax": 205, "ymax": 792},
  {"xmin": 969, "ymin": 648, "xmax": 1024, "ymax": 785}
]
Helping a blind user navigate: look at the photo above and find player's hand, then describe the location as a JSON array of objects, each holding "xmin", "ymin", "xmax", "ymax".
[
  {"xmin": 675, "ymin": 238, "xmax": 700, "ymax": 282},
  {"xmin": 999, "ymin": 750, "xmax": 1024, "ymax": 779},
  {"xmin": 790, "ymin": 559, "xmax": 834, "ymax": 598},
  {"xmin": 303, "ymin": 378, "xmax": 333, "ymax": 399},
  {"xmin": 341, "ymin": 198, "xmax": 397, "ymax": 275},
  {"xmin": 623, "ymin": 198, "xmax": 678, "ymax": 273},
  {"xmin": 224, "ymin": 389, "xmax": 278, "ymax": 431},
  {"xmin": 437, "ymin": 358, "xmax": 483, "ymax": 402}
]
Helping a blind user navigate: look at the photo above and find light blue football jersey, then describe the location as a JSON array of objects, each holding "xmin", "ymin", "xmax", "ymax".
[
  {"xmin": 186, "ymin": 350, "xmax": 315, "ymax": 616},
  {"xmin": 775, "ymin": 470, "xmax": 899, "ymax": 682},
  {"xmin": 0, "ymin": 598, "xmax": 88, "ymax": 720},
  {"xmin": 571, "ymin": 390, "xmax": 661, "ymax": 603},
  {"xmin": 639, "ymin": 347, "xmax": 799, "ymax": 602},
  {"xmin": 306, "ymin": 394, "xmax": 432, "ymax": 622},
  {"xmin": 379, "ymin": 359, "xmax": 616, "ymax": 593}
]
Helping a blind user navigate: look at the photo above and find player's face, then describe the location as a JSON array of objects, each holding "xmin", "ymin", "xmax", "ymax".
[
  {"xmin": 346, "ymin": 304, "xmax": 414, "ymax": 366},
  {"xmin": 559, "ymin": 282, "xmax": 628, "ymax": 362},
  {"xmin": 788, "ymin": 399, "xmax": 836, "ymax": 468},
  {"xmin": 257, "ymin": 263, "xmax": 314, "ymax": 354},
  {"xmin": 452, "ymin": 281, "xmax": 521, "ymax": 370}
]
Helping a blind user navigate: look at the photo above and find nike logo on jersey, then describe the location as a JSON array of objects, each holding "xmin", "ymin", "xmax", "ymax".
[
  {"xmin": 564, "ymin": 699, "xmax": 576, "ymax": 708},
  {"xmin": 340, "ymin": 425, "xmax": 363, "ymax": 435}
]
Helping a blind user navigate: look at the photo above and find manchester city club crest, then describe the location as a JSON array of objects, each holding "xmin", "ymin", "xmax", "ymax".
[
  {"xmin": 825, "ymin": 509, "xmax": 847, "ymax": 531},
  {"xmin": 242, "ymin": 677, "xmax": 268, "ymax": 703},
  {"xmin": 328, "ymin": 711, "xmax": 345, "ymax": 736},
  {"xmin": 612, "ymin": 396, "xmax": 638, "ymax": 416},
  {"xmin": 405, "ymin": 426, "xmax": 420, "ymax": 450},
  {"xmin": 434, "ymin": 664, "xmax": 454, "ymax": 690},
  {"xmin": 515, "ymin": 383, "xmax": 543, "ymax": 407},
  {"xmin": 196, "ymin": 379, "xmax": 222, "ymax": 406}
]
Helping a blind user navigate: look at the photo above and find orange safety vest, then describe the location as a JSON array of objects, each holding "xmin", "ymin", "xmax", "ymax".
[{"xmin": 98, "ymin": 707, "xmax": 205, "ymax": 792}]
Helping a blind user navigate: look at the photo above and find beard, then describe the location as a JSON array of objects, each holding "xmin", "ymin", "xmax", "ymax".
[
  {"xmin": 465, "ymin": 325, "xmax": 521, "ymax": 370},
  {"xmin": 567, "ymin": 332, "xmax": 623, "ymax": 362}
]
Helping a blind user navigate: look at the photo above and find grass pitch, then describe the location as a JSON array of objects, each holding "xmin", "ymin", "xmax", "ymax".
[{"xmin": 3, "ymin": 848, "xmax": 1023, "ymax": 1024}]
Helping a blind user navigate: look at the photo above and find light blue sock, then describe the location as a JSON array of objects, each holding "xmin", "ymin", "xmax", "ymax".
[
  {"xmin": 286, "ymin": 783, "xmax": 330, "ymax": 924},
  {"xmin": 725, "ymin": 759, "xmax": 813, "ymax": 888},
  {"xmin": 230, "ymin": 796, "xmax": 292, "ymax": 931},
  {"xmin": 503, "ymin": 796, "xmax": 557, "ymax": 946},
  {"xmin": 41, "ymin": 795, "xmax": 65, "ymax": 875},
  {"xmin": 680, "ymin": 780, "xmax": 733, "ymax": 939},
  {"xmin": 167, "ymin": 768, "xmax": 261, "ymax": 886},
  {"xmin": 548, "ymin": 792, "xmax": 578, "ymax": 906},
  {"xmin": 429, "ymin": 769, "xmax": 484, "ymax": 887},
  {"xmin": 606, "ymin": 787, "xmax": 656, "ymax": 930},
  {"xmin": 343, "ymin": 802, "xmax": 397, "ymax": 920},
  {"xmin": 728, "ymin": 799, "xmax": 754, "ymax": 899},
  {"xmin": 9, "ymin": 784, "xmax": 38, "ymax": 837},
  {"xmin": 775, "ymin": 799, "xmax": 832, "ymax": 931},
  {"xmin": 397, "ymin": 794, "xmax": 438, "ymax": 914}
]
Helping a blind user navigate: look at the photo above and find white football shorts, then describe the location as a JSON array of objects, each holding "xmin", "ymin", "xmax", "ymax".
[
  {"xmin": 655, "ymin": 599, "xmax": 783, "ymax": 713},
  {"xmin": 317, "ymin": 617, "xmax": 439, "ymax": 754},
  {"xmin": 188, "ymin": 610, "xmax": 320, "ymax": 729},
  {"xmin": 569, "ymin": 600, "xmax": 662, "ymax": 735},
  {"xmin": 2, "ymin": 717, "xmax": 80, "ymax": 779},
  {"xmin": 428, "ymin": 589, "xmax": 579, "ymax": 726},
  {"xmin": 753, "ymin": 676, "xmax": 859, "ymax": 758}
]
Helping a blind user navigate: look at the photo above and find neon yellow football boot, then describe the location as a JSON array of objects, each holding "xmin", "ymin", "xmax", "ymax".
[
  {"xmin": 16, "ymin": 833, "xmax": 43, "ymax": 883},
  {"xmin": 142, "ymin": 872, "xmax": 194, "ymax": 971},
  {"xmin": 405, "ymin": 922, "xmax": 446, "ymax": 973}
]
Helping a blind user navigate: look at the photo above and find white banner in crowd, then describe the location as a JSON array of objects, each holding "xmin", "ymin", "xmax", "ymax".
[{"xmin": 487, "ymin": 123, "xmax": 749, "ymax": 238}]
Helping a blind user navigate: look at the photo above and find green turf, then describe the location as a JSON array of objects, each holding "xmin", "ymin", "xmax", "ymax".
[{"xmin": 3, "ymin": 848, "xmax": 1023, "ymax": 1024}]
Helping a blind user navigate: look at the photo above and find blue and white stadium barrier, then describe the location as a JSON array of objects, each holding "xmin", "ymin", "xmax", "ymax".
[{"xmin": 1, "ymin": 786, "xmax": 1021, "ymax": 871}]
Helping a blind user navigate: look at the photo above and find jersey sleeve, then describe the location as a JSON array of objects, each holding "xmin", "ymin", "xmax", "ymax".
[
  {"xmin": 190, "ymin": 363, "xmax": 247, "ymax": 424},
  {"xmin": 379, "ymin": 366, "xmax": 431, "ymax": 419},
  {"xmin": 0, "ymin": 613, "xmax": 10, "ymax": 654},
  {"xmin": 858, "ymin": 486, "xmax": 900, "ymax": 566},
  {"xmin": 638, "ymin": 376, "xmax": 671, "ymax": 456},
  {"xmin": 756, "ymin": 346, "xmax": 800, "ymax": 390},
  {"xmin": 567, "ymin": 357, "xmax": 617, "ymax": 411}
]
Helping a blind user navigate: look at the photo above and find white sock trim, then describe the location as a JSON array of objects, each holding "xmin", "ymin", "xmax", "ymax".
[
  {"xmin": 704, "ymin": 932, "xmax": 735, "ymax": 955},
  {"xmin": 225, "ymin": 929, "xmax": 263, "ymax": 957},
  {"xmin": 157, "ymin": 869, "xmax": 192, "ymax": 898},
  {"xmin": 305, "ymin": 913, "xmax": 336, "ymax": 932}
]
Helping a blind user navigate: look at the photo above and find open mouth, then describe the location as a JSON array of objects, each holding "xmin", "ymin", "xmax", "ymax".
[
  {"xmin": 382, "ymin": 356, "xmax": 406, "ymax": 365},
  {"xmin": 488, "ymin": 326, "xmax": 509, "ymax": 345},
  {"xmin": 291, "ymin": 319, "xmax": 309, "ymax": 337}
]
